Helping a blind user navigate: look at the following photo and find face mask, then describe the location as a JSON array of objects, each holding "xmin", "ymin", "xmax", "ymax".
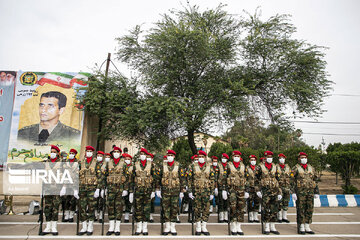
[
  {"xmin": 167, "ymin": 156, "xmax": 174, "ymax": 162},
  {"xmin": 50, "ymin": 153, "xmax": 57, "ymax": 159},
  {"xmin": 213, "ymin": 162, "xmax": 218, "ymax": 167},
  {"xmin": 97, "ymin": 156, "xmax": 103, "ymax": 162},
  {"xmin": 221, "ymin": 158, "xmax": 227, "ymax": 163},
  {"xmin": 86, "ymin": 152, "xmax": 93, "ymax": 158},
  {"xmin": 125, "ymin": 159, "xmax": 131, "ymax": 165},
  {"xmin": 105, "ymin": 157, "xmax": 110, "ymax": 162},
  {"xmin": 233, "ymin": 157, "xmax": 240, "ymax": 162},
  {"xmin": 266, "ymin": 158, "xmax": 273, "ymax": 164},
  {"xmin": 198, "ymin": 158, "xmax": 205, "ymax": 163},
  {"xmin": 279, "ymin": 158, "xmax": 285, "ymax": 164},
  {"xmin": 251, "ymin": 160, "xmax": 256, "ymax": 166},
  {"xmin": 69, "ymin": 154, "xmax": 75, "ymax": 159},
  {"xmin": 140, "ymin": 155, "xmax": 146, "ymax": 161},
  {"xmin": 163, "ymin": 159, "xmax": 168, "ymax": 163},
  {"xmin": 301, "ymin": 158, "xmax": 307, "ymax": 164},
  {"xmin": 194, "ymin": 159, "xmax": 198, "ymax": 163},
  {"xmin": 113, "ymin": 152, "xmax": 120, "ymax": 159},
  {"xmin": 147, "ymin": 157, "xmax": 152, "ymax": 161}
]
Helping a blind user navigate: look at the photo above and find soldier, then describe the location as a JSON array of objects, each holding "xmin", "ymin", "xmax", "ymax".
[
  {"xmin": 94, "ymin": 151, "xmax": 106, "ymax": 223},
  {"xmin": 292, "ymin": 152, "xmax": 319, "ymax": 234},
  {"xmin": 187, "ymin": 150, "xmax": 215, "ymax": 235},
  {"xmin": 39, "ymin": 145, "xmax": 62, "ymax": 235},
  {"xmin": 123, "ymin": 153, "xmax": 134, "ymax": 223},
  {"xmin": 106, "ymin": 150, "xmax": 130, "ymax": 236},
  {"xmin": 255, "ymin": 151, "xmax": 282, "ymax": 235},
  {"xmin": 77, "ymin": 146, "xmax": 105, "ymax": 235},
  {"xmin": 156, "ymin": 150, "xmax": 185, "ymax": 235},
  {"xmin": 247, "ymin": 155, "xmax": 260, "ymax": 223},
  {"xmin": 131, "ymin": 148, "xmax": 156, "ymax": 235},
  {"xmin": 225, "ymin": 151, "xmax": 248, "ymax": 235},
  {"xmin": 217, "ymin": 153, "xmax": 229, "ymax": 223},
  {"xmin": 210, "ymin": 156, "xmax": 219, "ymax": 213},
  {"xmin": 276, "ymin": 153, "xmax": 291, "ymax": 223},
  {"xmin": 148, "ymin": 152, "xmax": 156, "ymax": 223}
]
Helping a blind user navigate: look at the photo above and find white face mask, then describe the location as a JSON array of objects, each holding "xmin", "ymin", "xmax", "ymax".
[
  {"xmin": 69, "ymin": 154, "xmax": 75, "ymax": 159},
  {"xmin": 279, "ymin": 158, "xmax": 285, "ymax": 164},
  {"xmin": 233, "ymin": 157, "xmax": 240, "ymax": 162},
  {"xmin": 86, "ymin": 152, "xmax": 93, "ymax": 158},
  {"xmin": 221, "ymin": 158, "xmax": 227, "ymax": 163},
  {"xmin": 97, "ymin": 156, "xmax": 103, "ymax": 162},
  {"xmin": 251, "ymin": 160, "xmax": 256, "ymax": 166},
  {"xmin": 194, "ymin": 159, "xmax": 198, "ymax": 163},
  {"xmin": 147, "ymin": 157, "xmax": 152, "ymax": 161},
  {"xmin": 105, "ymin": 157, "xmax": 110, "ymax": 162},
  {"xmin": 213, "ymin": 162, "xmax": 218, "ymax": 167},
  {"xmin": 113, "ymin": 152, "xmax": 120, "ymax": 159},
  {"xmin": 140, "ymin": 155, "xmax": 146, "ymax": 161},
  {"xmin": 301, "ymin": 158, "xmax": 308, "ymax": 164},
  {"xmin": 266, "ymin": 158, "xmax": 273, "ymax": 163},
  {"xmin": 167, "ymin": 156, "xmax": 174, "ymax": 162},
  {"xmin": 163, "ymin": 158, "xmax": 168, "ymax": 163},
  {"xmin": 50, "ymin": 153, "xmax": 57, "ymax": 159},
  {"xmin": 125, "ymin": 159, "xmax": 131, "ymax": 165},
  {"xmin": 198, "ymin": 158, "xmax": 205, "ymax": 163}
]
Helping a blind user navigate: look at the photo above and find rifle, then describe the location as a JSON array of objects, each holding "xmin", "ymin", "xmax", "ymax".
[
  {"xmin": 61, "ymin": 197, "xmax": 66, "ymax": 222},
  {"xmin": 38, "ymin": 190, "xmax": 44, "ymax": 235},
  {"xmin": 160, "ymin": 195, "xmax": 164, "ymax": 235},
  {"xmin": 227, "ymin": 203, "xmax": 231, "ymax": 235},
  {"xmin": 261, "ymin": 192, "xmax": 264, "ymax": 234},
  {"xmin": 247, "ymin": 197, "xmax": 250, "ymax": 223},
  {"xmin": 76, "ymin": 196, "xmax": 80, "ymax": 235},
  {"xmin": 101, "ymin": 189, "xmax": 106, "ymax": 235},
  {"xmin": 131, "ymin": 191, "xmax": 136, "ymax": 235}
]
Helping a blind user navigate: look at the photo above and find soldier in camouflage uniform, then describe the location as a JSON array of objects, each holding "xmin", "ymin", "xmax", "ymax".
[
  {"xmin": 225, "ymin": 151, "xmax": 249, "ymax": 235},
  {"xmin": 94, "ymin": 151, "xmax": 106, "ymax": 223},
  {"xmin": 40, "ymin": 145, "xmax": 62, "ymax": 236},
  {"xmin": 77, "ymin": 147, "xmax": 106, "ymax": 235},
  {"xmin": 276, "ymin": 153, "xmax": 291, "ymax": 223},
  {"xmin": 147, "ymin": 152, "xmax": 156, "ymax": 223},
  {"xmin": 182, "ymin": 155, "xmax": 198, "ymax": 213},
  {"xmin": 106, "ymin": 149, "xmax": 131, "ymax": 236},
  {"xmin": 291, "ymin": 152, "xmax": 319, "ymax": 234},
  {"xmin": 246, "ymin": 155, "xmax": 260, "ymax": 223},
  {"xmin": 155, "ymin": 150, "xmax": 185, "ymax": 235},
  {"xmin": 255, "ymin": 151, "xmax": 282, "ymax": 235},
  {"xmin": 187, "ymin": 150, "xmax": 215, "ymax": 235},
  {"xmin": 131, "ymin": 148, "xmax": 157, "ymax": 235},
  {"xmin": 217, "ymin": 153, "xmax": 230, "ymax": 223},
  {"xmin": 210, "ymin": 156, "xmax": 219, "ymax": 213}
]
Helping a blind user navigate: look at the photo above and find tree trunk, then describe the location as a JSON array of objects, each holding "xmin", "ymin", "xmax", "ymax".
[{"xmin": 187, "ymin": 129, "xmax": 197, "ymax": 154}]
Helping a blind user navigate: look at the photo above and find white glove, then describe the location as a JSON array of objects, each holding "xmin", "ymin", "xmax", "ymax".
[
  {"xmin": 292, "ymin": 193, "xmax": 297, "ymax": 201},
  {"xmin": 179, "ymin": 192, "xmax": 184, "ymax": 199},
  {"xmin": 59, "ymin": 186, "xmax": 66, "ymax": 196},
  {"xmin": 256, "ymin": 191, "xmax": 262, "ymax": 198},
  {"xmin": 129, "ymin": 193, "xmax": 134, "ymax": 203},
  {"xmin": 94, "ymin": 188, "xmax": 100, "ymax": 198},
  {"xmin": 244, "ymin": 192, "xmax": 249, "ymax": 199},
  {"xmin": 156, "ymin": 190, "xmax": 162, "ymax": 199},
  {"xmin": 277, "ymin": 195, "xmax": 282, "ymax": 201},
  {"xmin": 105, "ymin": 188, "xmax": 108, "ymax": 196},
  {"xmin": 122, "ymin": 190, "xmax": 129, "ymax": 197},
  {"xmin": 314, "ymin": 194, "xmax": 319, "ymax": 199},
  {"xmin": 100, "ymin": 189, "xmax": 105, "ymax": 198},
  {"xmin": 151, "ymin": 191, "xmax": 155, "ymax": 199},
  {"xmin": 189, "ymin": 192, "xmax": 194, "ymax": 200},
  {"xmin": 222, "ymin": 190, "xmax": 228, "ymax": 200},
  {"xmin": 214, "ymin": 188, "xmax": 218, "ymax": 196},
  {"xmin": 209, "ymin": 195, "xmax": 214, "ymax": 201},
  {"xmin": 73, "ymin": 190, "xmax": 79, "ymax": 199}
]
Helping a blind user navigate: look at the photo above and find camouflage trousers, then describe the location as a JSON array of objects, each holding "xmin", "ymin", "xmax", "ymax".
[
  {"xmin": 261, "ymin": 189, "xmax": 279, "ymax": 223},
  {"xmin": 217, "ymin": 188, "xmax": 229, "ymax": 212},
  {"xmin": 44, "ymin": 195, "xmax": 61, "ymax": 221},
  {"xmin": 151, "ymin": 196, "xmax": 155, "ymax": 213},
  {"xmin": 79, "ymin": 185, "xmax": 97, "ymax": 222},
  {"xmin": 229, "ymin": 188, "xmax": 246, "ymax": 222},
  {"xmin": 248, "ymin": 189, "xmax": 260, "ymax": 212},
  {"xmin": 63, "ymin": 195, "xmax": 77, "ymax": 211},
  {"xmin": 134, "ymin": 187, "xmax": 152, "ymax": 222},
  {"xmin": 296, "ymin": 190, "xmax": 314, "ymax": 224},
  {"xmin": 162, "ymin": 189, "xmax": 179, "ymax": 222},
  {"xmin": 107, "ymin": 186, "xmax": 125, "ymax": 221},
  {"xmin": 279, "ymin": 187, "xmax": 290, "ymax": 211},
  {"xmin": 193, "ymin": 189, "xmax": 211, "ymax": 222}
]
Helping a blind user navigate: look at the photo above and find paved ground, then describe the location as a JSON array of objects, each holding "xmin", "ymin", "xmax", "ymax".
[{"xmin": 0, "ymin": 207, "xmax": 360, "ymax": 239}]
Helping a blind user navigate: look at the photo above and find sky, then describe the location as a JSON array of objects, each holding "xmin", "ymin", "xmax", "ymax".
[{"xmin": 0, "ymin": 0, "xmax": 359, "ymax": 148}]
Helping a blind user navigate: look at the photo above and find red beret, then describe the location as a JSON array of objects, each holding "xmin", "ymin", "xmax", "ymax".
[
  {"xmin": 191, "ymin": 155, "xmax": 198, "ymax": 160},
  {"xmin": 222, "ymin": 153, "xmax": 229, "ymax": 159},
  {"xmin": 260, "ymin": 157, "xmax": 266, "ymax": 161},
  {"xmin": 167, "ymin": 149, "xmax": 176, "ymax": 155},
  {"xmin": 105, "ymin": 153, "xmax": 111, "ymax": 156},
  {"xmin": 97, "ymin": 151, "xmax": 105, "ymax": 155},
  {"xmin": 232, "ymin": 150, "xmax": 242, "ymax": 156},
  {"xmin": 198, "ymin": 150, "xmax": 207, "ymax": 156},
  {"xmin": 249, "ymin": 155, "xmax": 257, "ymax": 159},
  {"xmin": 51, "ymin": 145, "xmax": 60, "ymax": 153},
  {"xmin": 122, "ymin": 153, "xmax": 132, "ymax": 159},
  {"xmin": 211, "ymin": 156, "xmax": 218, "ymax": 160},
  {"xmin": 85, "ymin": 146, "xmax": 95, "ymax": 151},
  {"xmin": 264, "ymin": 151, "xmax": 273, "ymax": 156},
  {"xmin": 299, "ymin": 152, "xmax": 308, "ymax": 157},
  {"xmin": 163, "ymin": 155, "xmax": 167, "ymax": 159},
  {"xmin": 69, "ymin": 149, "xmax": 77, "ymax": 154},
  {"xmin": 140, "ymin": 148, "xmax": 148, "ymax": 154},
  {"xmin": 278, "ymin": 153, "xmax": 286, "ymax": 158},
  {"xmin": 149, "ymin": 153, "xmax": 154, "ymax": 158},
  {"xmin": 113, "ymin": 146, "xmax": 122, "ymax": 152}
]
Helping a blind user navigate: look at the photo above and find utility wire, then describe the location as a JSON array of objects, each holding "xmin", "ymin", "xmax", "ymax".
[{"xmin": 302, "ymin": 132, "xmax": 360, "ymax": 136}]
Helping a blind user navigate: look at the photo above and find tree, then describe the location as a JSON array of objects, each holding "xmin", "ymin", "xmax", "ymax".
[
  {"xmin": 172, "ymin": 137, "xmax": 193, "ymax": 167},
  {"xmin": 115, "ymin": 5, "xmax": 331, "ymax": 154},
  {"xmin": 208, "ymin": 142, "xmax": 233, "ymax": 160}
]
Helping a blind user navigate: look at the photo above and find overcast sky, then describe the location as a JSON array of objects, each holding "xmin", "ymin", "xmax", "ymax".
[{"xmin": 0, "ymin": 0, "xmax": 359, "ymax": 148}]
